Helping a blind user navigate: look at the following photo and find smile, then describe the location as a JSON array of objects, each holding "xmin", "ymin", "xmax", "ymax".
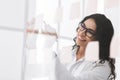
[{"xmin": 78, "ymin": 36, "xmax": 86, "ymax": 41}]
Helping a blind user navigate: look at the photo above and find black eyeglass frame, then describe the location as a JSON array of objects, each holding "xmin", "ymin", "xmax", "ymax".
[{"xmin": 77, "ymin": 22, "xmax": 96, "ymax": 38}]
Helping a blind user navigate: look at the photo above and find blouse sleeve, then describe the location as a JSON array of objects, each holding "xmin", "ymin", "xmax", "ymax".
[{"xmin": 55, "ymin": 57, "xmax": 111, "ymax": 80}]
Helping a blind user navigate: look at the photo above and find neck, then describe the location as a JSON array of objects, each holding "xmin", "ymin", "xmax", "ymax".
[{"xmin": 76, "ymin": 47, "xmax": 85, "ymax": 61}]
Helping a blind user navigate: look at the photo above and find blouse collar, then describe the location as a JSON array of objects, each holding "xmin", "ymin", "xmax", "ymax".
[{"xmin": 72, "ymin": 47, "xmax": 85, "ymax": 63}]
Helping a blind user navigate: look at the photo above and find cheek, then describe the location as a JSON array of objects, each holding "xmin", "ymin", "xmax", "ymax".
[{"xmin": 85, "ymin": 38, "xmax": 92, "ymax": 44}]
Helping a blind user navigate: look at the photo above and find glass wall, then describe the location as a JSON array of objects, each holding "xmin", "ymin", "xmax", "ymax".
[
  {"xmin": 25, "ymin": 0, "xmax": 120, "ymax": 80},
  {"xmin": 0, "ymin": 0, "xmax": 27, "ymax": 80}
]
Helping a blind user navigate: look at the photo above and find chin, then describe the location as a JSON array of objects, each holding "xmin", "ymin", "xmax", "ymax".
[
  {"xmin": 76, "ymin": 42, "xmax": 82, "ymax": 46},
  {"xmin": 77, "ymin": 42, "xmax": 87, "ymax": 48}
]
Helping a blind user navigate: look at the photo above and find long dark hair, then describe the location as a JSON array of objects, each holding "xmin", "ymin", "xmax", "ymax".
[{"xmin": 73, "ymin": 13, "xmax": 116, "ymax": 80}]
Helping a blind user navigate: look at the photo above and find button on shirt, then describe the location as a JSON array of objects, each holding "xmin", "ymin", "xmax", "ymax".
[{"xmin": 55, "ymin": 47, "xmax": 111, "ymax": 80}]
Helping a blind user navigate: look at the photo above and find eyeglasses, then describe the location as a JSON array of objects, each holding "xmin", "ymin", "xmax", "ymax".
[{"xmin": 77, "ymin": 23, "xmax": 96, "ymax": 38}]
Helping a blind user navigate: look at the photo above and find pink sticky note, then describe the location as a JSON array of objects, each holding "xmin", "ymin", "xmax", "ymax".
[{"xmin": 85, "ymin": 41, "xmax": 99, "ymax": 61}]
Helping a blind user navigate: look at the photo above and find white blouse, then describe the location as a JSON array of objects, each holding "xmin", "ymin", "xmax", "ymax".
[{"xmin": 55, "ymin": 48, "xmax": 111, "ymax": 80}]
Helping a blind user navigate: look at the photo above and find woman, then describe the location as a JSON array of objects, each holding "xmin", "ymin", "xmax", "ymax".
[{"xmin": 55, "ymin": 13, "xmax": 116, "ymax": 80}]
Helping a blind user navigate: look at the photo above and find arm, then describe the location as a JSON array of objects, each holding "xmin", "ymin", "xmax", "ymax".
[
  {"xmin": 26, "ymin": 28, "xmax": 57, "ymax": 37},
  {"xmin": 26, "ymin": 28, "xmax": 39, "ymax": 34}
]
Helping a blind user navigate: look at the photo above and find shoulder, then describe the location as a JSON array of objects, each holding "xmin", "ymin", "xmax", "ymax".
[
  {"xmin": 83, "ymin": 60, "xmax": 111, "ymax": 80},
  {"xmin": 95, "ymin": 60, "xmax": 110, "ymax": 66},
  {"xmin": 91, "ymin": 60, "xmax": 111, "ymax": 74},
  {"xmin": 82, "ymin": 60, "xmax": 111, "ymax": 72}
]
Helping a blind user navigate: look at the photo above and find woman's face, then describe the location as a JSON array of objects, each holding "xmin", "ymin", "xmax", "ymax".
[{"xmin": 76, "ymin": 18, "xmax": 96, "ymax": 48}]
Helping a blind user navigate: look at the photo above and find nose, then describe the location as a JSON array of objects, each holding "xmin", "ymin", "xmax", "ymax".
[{"xmin": 78, "ymin": 29, "xmax": 86, "ymax": 36}]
